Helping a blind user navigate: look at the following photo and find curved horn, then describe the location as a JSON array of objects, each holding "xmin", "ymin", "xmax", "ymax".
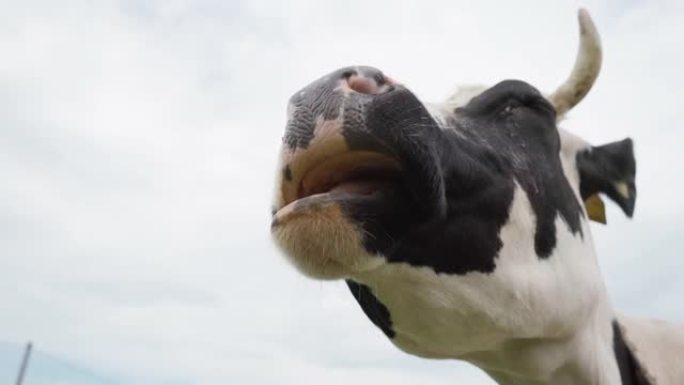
[{"xmin": 549, "ymin": 9, "xmax": 602, "ymax": 117}]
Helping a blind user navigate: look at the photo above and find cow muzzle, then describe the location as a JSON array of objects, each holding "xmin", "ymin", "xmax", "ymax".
[
  {"xmin": 271, "ymin": 66, "xmax": 448, "ymax": 279},
  {"xmin": 274, "ymin": 67, "xmax": 402, "ymax": 215},
  {"xmin": 270, "ymin": 67, "xmax": 403, "ymax": 279}
]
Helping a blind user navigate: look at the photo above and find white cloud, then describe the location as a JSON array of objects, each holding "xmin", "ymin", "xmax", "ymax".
[{"xmin": 0, "ymin": 0, "xmax": 682, "ymax": 384}]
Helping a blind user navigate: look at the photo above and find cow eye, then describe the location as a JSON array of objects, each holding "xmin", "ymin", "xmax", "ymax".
[
  {"xmin": 503, "ymin": 98, "xmax": 523, "ymax": 112},
  {"xmin": 504, "ymin": 94, "xmax": 555, "ymax": 119},
  {"xmin": 463, "ymin": 80, "xmax": 555, "ymax": 119}
]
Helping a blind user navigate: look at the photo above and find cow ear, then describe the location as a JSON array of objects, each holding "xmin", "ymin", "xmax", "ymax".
[{"xmin": 577, "ymin": 138, "xmax": 636, "ymax": 224}]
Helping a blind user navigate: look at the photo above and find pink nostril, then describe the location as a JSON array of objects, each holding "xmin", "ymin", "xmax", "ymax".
[
  {"xmin": 347, "ymin": 75, "xmax": 388, "ymax": 94},
  {"xmin": 348, "ymin": 75, "xmax": 379, "ymax": 94}
]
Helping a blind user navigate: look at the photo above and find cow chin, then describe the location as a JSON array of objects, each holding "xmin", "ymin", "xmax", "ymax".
[{"xmin": 271, "ymin": 199, "xmax": 384, "ymax": 280}]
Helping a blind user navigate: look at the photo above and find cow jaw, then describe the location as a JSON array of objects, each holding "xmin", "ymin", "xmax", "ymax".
[{"xmin": 271, "ymin": 201, "xmax": 384, "ymax": 279}]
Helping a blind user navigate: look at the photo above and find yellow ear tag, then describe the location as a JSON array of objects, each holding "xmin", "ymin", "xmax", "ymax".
[{"xmin": 584, "ymin": 194, "xmax": 607, "ymax": 224}]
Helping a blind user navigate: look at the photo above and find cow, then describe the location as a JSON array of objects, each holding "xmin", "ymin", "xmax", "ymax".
[{"xmin": 270, "ymin": 9, "xmax": 684, "ymax": 385}]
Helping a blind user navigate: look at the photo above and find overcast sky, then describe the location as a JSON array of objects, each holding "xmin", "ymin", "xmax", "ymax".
[{"xmin": 1, "ymin": 0, "xmax": 683, "ymax": 384}]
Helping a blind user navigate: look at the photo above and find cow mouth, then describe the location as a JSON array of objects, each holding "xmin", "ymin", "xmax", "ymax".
[
  {"xmin": 300, "ymin": 152, "xmax": 402, "ymax": 197},
  {"xmin": 276, "ymin": 151, "xmax": 403, "ymax": 216}
]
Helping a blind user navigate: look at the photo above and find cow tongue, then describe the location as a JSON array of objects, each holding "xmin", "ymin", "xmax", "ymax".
[{"xmin": 329, "ymin": 180, "xmax": 384, "ymax": 196}]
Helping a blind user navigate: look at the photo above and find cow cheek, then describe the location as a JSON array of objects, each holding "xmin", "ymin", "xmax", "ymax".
[{"xmin": 272, "ymin": 203, "xmax": 384, "ymax": 280}]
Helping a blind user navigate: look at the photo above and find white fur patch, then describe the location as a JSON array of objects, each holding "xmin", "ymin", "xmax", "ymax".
[
  {"xmin": 444, "ymin": 84, "xmax": 488, "ymax": 111},
  {"xmin": 353, "ymin": 183, "xmax": 613, "ymax": 384}
]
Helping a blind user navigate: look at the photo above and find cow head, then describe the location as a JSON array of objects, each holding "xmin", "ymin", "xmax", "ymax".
[{"xmin": 271, "ymin": 10, "xmax": 636, "ymax": 362}]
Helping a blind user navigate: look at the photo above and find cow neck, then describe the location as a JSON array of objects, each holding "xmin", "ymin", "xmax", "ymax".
[{"xmin": 462, "ymin": 295, "xmax": 627, "ymax": 385}]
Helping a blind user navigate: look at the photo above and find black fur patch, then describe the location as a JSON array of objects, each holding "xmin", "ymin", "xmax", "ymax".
[
  {"xmin": 346, "ymin": 280, "xmax": 395, "ymax": 338},
  {"xmin": 282, "ymin": 70, "xmax": 586, "ymax": 275},
  {"xmin": 458, "ymin": 81, "xmax": 584, "ymax": 257},
  {"xmin": 612, "ymin": 320, "xmax": 652, "ymax": 385},
  {"xmin": 341, "ymin": 80, "xmax": 584, "ymax": 275},
  {"xmin": 347, "ymin": 86, "xmax": 447, "ymax": 220}
]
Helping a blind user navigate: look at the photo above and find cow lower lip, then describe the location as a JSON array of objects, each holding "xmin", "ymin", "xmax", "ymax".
[
  {"xmin": 274, "ymin": 152, "xmax": 403, "ymax": 218},
  {"xmin": 272, "ymin": 183, "xmax": 392, "ymax": 223},
  {"xmin": 276, "ymin": 178, "xmax": 399, "ymax": 215}
]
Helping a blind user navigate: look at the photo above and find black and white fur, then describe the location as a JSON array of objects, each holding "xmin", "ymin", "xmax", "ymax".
[{"xmin": 271, "ymin": 9, "xmax": 684, "ymax": 385}]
